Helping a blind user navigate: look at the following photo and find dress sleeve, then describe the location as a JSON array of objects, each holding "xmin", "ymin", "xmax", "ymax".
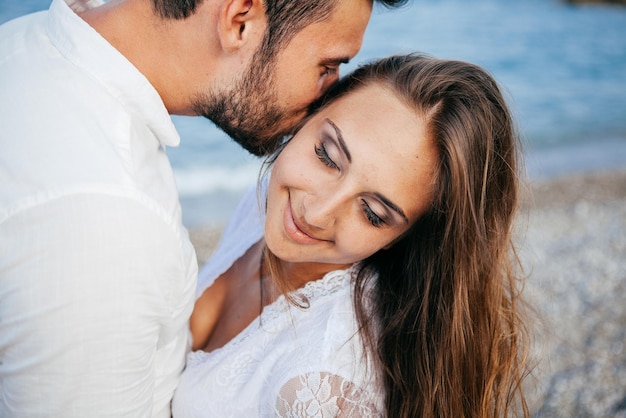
[
  {"xmin": 269, "ymin": 267, "xmax": 383, "ymax": 417},
  {"xmin": 274, "ymin": 372, "xmax": 382, "ymax": 417}
]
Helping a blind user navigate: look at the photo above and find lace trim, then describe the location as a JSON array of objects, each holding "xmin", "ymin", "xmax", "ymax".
[
  {"xmin": 260, "ymin": 264, "xmax": 358, "ymax": 322},
  {"xmin": 275, "ymin": 372, "xmax": 382, "ymax": 417},
  {"xmin": 187, "ymin": 264, "xmax": 359, "ymax": 365}
]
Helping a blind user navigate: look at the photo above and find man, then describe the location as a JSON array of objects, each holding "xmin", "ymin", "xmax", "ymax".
[{"xmin": 0, "ymin": 0, "xmax": 405, "ymax": 416}]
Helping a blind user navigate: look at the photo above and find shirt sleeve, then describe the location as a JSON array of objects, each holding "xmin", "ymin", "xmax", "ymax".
[{"xmin": 0, "ymin": 193, "xmax": 194, "ymax": 417}]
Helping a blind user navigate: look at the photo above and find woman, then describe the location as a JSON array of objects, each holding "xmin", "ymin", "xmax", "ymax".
[{"xmin": 172, "ymin": 54, "xmax": 531, "ymax": 417}]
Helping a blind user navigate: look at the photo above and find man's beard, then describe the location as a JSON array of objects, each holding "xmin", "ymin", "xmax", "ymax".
[{"xmin": 192, "ymin": 52, "xmax": 293, "ymax": 157}]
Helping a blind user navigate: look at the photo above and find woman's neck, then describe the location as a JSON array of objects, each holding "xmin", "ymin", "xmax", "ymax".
[{"xmin": 263, "ymin": 249, "xmax": 352, "ymax": 294}]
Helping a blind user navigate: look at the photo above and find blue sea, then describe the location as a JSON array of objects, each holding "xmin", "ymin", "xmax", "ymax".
[{"xmin": 2, "ymin": 0, "xmax": 626, "ymax": 227}]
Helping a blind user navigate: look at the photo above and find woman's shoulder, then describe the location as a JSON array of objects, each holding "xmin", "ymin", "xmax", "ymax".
[
  {"xmin": 269, "ymin": 265, "xmax": 380, "ymax": 384},
  {"xmin": 285, "ymin": 264, "xmax": 376, "ymax": 345},
  {"xmin": 267, "ymin": 268, "xmax": 384, "ymax": 416}
]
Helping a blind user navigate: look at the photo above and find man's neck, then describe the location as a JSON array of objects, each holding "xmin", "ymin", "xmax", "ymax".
[{"xmin": 77, "ymin": 0, "xmax": 219, "ymax": 115}]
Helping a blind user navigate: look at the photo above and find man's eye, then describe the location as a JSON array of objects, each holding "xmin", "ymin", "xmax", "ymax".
[
  {"xmin": 322, "ymin": 66, "xmax": 338, "ymax": 77},
  {"xmin": 314, "ymin": 143, "xmax": 339, "ymax": 170}
]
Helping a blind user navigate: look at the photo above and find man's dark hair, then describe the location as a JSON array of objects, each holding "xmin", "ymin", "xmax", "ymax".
[{"xmin": 152, "ymin": 0, "xmax": 408, "ymax": 54}]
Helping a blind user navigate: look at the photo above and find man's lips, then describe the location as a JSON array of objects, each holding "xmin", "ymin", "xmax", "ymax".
[{"xmin": 283, "ymin": 198, "xmax": 327, "ymax": 244}]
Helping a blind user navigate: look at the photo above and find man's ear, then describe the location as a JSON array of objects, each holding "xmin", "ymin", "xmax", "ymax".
[{"xmin": 217, "ymin": 0, "xmax": 266, "ymax": 53}]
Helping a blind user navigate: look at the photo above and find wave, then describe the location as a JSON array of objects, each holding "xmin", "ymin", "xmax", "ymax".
[{"xmin": 173, "ymin": 161, "xmax": 263, "ymax": 198}]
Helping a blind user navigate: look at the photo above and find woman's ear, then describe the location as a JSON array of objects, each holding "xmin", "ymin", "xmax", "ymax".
[{"xmin": 217, "ymin": 0, "xmax": 266, "ymax": 53}]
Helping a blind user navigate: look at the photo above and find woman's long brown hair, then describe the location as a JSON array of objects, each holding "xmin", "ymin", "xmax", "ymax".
[{"xmin": 266, "ymin": 54, "xmax": 531, "ymax": 417}]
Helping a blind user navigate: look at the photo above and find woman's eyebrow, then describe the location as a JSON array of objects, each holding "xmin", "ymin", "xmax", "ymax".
[
  {"xmin": 325, "ymin": 118, "xmax": 351, "ymax": 163},
  {"xmin": 374, "ymin": 192, "xmax": 409, "ymax": 224}
]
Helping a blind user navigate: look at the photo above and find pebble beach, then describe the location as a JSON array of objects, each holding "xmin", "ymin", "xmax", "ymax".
[
  {"xmin": 189, "ymin": 166, "xmax": 626, "ymax": 417},
  {"xmin": 521, "ymin": 168, "xmax": 626, "ymax": 417}
]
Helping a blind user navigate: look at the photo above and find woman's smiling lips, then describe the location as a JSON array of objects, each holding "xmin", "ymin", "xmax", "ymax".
[{"xmin": 283, "ymin": 197, "xmax": 329, "ymax": 245}]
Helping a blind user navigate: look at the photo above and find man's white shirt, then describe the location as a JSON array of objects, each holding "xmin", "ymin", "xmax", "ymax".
[{"xmin": 0, "ymin": 0, "xmax": 197, "ymax": 416}]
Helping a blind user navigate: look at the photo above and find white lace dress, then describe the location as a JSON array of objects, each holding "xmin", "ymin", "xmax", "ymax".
[{"xmin": 171, "ymin": 184, "xmax": 384, "ymax": 417}]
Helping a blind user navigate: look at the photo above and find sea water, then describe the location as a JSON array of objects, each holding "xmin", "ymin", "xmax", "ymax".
[{"xmin": 2, "ymin": 0, "xmax": 625, "ymax": 226}]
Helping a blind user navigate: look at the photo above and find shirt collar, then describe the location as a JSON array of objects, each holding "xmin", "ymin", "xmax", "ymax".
[{"xmin": 46, "ymin": 0, "xmax": 181, "ymax": 147}]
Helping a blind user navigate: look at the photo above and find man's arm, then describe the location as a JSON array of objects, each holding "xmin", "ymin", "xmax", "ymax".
[{"xmin": 0, "ymin": 193, "xmax": 193, "ymax": 417}]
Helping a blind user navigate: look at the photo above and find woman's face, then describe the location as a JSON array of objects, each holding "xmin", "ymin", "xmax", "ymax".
[{"xmin": 265, "ymin": 83, "xmax": 438, "ymax": 267}]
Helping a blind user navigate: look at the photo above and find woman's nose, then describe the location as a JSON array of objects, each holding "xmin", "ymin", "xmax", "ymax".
[{"xmin": 302, "ymin": 192, "xmax": 343, "ymax": 231}]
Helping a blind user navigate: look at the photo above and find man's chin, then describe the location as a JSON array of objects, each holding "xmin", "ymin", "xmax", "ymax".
[
  {"xmin": 214, "ymin": 122, "xmax": 287, "ymax": 157},
  {"xmin": 197, "ymin": 102, "xmax": 300, "ymax": 156},
  {"xmin": 236, "ymin": 134, "xmax": 285, "ymax": 157}
]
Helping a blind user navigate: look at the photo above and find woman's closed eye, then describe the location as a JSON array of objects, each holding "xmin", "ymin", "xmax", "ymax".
[
  {"xmin": 315, "ymin": 143, "xmax": 339, "ymax": 170},
  {"xmin": 361, "ymin": 200, "xmax": 385, "ymax": 228}
]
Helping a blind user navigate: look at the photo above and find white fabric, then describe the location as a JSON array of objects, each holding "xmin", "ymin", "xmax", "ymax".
[
  {"xmin": 0, "ymin": 1, "xmax": 197, "ymax": 417},
  {"xmin": 172, "ymin": 184, "xmax": 384, "ymax": 417}
]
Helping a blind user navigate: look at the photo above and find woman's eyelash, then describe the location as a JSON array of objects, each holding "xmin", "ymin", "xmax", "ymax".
[
  {"xmin": 361, "ymin": 200, "xmax": 385, "ymax": 228},
  {"xmin": 314, "ymin": 143, "xmax": 339, "ymax": 170}
]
